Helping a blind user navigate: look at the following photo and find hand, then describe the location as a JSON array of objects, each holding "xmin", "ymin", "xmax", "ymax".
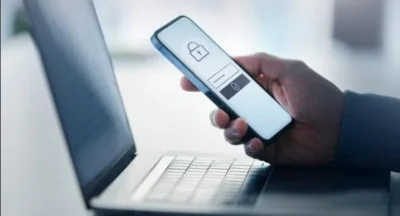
[{"xmin": 180, "ymin": 53, "xmax": 345, "ymax": 167}]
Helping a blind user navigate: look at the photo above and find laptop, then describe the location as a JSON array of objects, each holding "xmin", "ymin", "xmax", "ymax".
[{"xmin": 23, "ymin": 0, "xmax": 391, "ymax": 215}]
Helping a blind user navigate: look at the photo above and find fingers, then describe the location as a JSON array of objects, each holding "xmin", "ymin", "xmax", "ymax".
[
  {"xmin": 234, "ymin": 53, "xmax": 286, "ymax": 81},
  {"xmin": 244, "ymin": 138, "xmax": 276, "ymax": 164},
  {"xmin": 209, "ymin": 109, "xmax": 230, "ymax": 128},
  {"xmin": 180, "ymin": 77, "xmax": 199, "ymax": 92},
  {"xmin": 209, "ymin": 109, "xmax": 247, "ymax": 143},
  {"xmin": 244, "ymin": 138, "xmax": 264, "ymax": 157},
  {"xmin": 209, "ymin": 109, "xmax": 278, "ymax": 164},
  {"xmin": 223, "ymin": 118, "xmax": 248, "ymax": 144}
]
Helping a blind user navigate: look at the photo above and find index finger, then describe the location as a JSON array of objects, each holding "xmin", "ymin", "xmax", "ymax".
[{"xmin": 180, "ymin": 77, "xmax": 199, "ymax": 92}]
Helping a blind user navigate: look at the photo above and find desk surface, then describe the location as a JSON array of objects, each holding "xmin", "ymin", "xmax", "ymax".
[{"xmin": 1, "ymin": 32, "xmax": 399, "ymax": 216}]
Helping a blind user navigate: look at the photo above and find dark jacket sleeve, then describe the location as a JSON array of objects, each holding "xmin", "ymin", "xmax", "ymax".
[{"xmin": 336, "ymin": 91, "xmax": 400, "ymax": 172}]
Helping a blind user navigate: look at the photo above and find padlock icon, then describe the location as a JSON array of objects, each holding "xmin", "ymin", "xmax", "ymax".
[{"xmin": 188, "ymin": 41, "xmax": 209, "ymax": 62}]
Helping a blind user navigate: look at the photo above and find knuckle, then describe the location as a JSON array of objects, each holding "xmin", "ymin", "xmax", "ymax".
[
  {"xmin": 254, "ymin": 52, "xmax": 268, "ymax": 59},
  {"xmin": 289, "ymin": 60, "xmax": 307, "ymax": 70}
]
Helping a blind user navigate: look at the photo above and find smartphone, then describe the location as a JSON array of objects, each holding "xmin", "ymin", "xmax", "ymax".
[{"xmin": 151, "ymin": 16, "xmax": 292, "ymax": 143}]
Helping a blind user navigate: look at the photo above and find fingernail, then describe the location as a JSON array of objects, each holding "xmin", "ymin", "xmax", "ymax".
[
  {"xmin": 209, "ymin": 109, "xmax": 218, "ymax": 127},
  {"xmin": 246, "ymin": 141, "xmax": 263, "ymax": 153},
  {"xmin": 227, "ymin": 127, "xmax": 241, "ymax": 141}
]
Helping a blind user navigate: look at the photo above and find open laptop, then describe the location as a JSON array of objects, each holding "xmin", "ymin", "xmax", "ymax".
[{"xmin": 23, "ymin": 0, "xmax": 391, "ymax": 215}]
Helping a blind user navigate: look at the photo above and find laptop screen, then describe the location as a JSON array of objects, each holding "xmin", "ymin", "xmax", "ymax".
[{"xmin": 23, "ymin": 0, "xmax": 136, "ymax": 192}]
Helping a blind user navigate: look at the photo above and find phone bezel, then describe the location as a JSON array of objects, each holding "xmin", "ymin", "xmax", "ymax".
[{"xmin": 151, "ymin": 15, "xmax": 293, "ymax": 144}]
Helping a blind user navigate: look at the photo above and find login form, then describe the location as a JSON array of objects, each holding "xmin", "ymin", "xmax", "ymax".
[{"xmin": 156, "ymin": 17, "xmax": 292, "ymax": 140}]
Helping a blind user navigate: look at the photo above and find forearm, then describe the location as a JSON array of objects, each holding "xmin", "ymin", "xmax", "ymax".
[{"xmin": 336, "ymin": 91, "xmax": 400, "ymax": 172}]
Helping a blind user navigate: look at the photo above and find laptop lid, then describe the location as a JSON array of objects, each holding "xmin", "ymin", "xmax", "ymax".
[{"xmin": 23, "ymin": 0, "xmax": 136, "ymax": 205}]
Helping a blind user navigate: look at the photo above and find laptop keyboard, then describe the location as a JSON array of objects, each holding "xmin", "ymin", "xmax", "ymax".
[{"xmin": 144, "ymin": 156, "xmax": 270, "ymax": 205}]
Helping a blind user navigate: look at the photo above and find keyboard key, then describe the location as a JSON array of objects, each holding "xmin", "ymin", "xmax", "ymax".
[
  {"xmin": 190, "ymin": 163, "xmax": 210, "ymax": 167},
  {"xmin": 205, "ymin": 171, "xmax": 226, "ymax": 175},
  {"xmin": 228, "ymin": 169, "xmax": 249, "ymax": 174},
  {"xmin": 207, "ymin": 173, "xmax": 228, "ymax": 177},
  {"xmin": 170, "ymin": 161, "xmax": 191, "ymax": 165},
  {"xmin": 168, "ymin": 167, "xmax": 189, "ymax": 171},
  {"xmin": 199, "ymin": 181, "xmax": 221, "ymax": 187},
  {"xmin": 188, "ymin": 170, "xmax": 208, "ymax": 174},
  {"xmin": 225, "ymin": 174, "xmax": 246, "ymax": 179},
  {"xmin": 233, "ymin": 159, "xmax": 254, "ymax": 165},
  {"xmin": 188, "ymin": 166, "xmax": 209, "ymax": 171},
  {"xmin": 171, "ymin": 160, "xmax": 192, "ymax": 164},
  {"xmin": 186, "ymin": 168, "xmax": 206, "ymax": 172},
  {"xmin": 214, "ymin": 159, "xmax": 234, "ymax": 163},
  {"xmin": 181, "ymin": 175, "xmax": 203, "ymax": 180},
  {"xmin": 169, "ymin": 164, "xmax": 190, "ymax": 169},
  {"xmin": 202, "ymin": 178, "xmax": 223, "ymax": 183},
  {"xmin": 185, "ymin": 172, "xmax": 205, "ymax": 177},
  {"xmin": 178, "ymin": 179, "xmax": 200, "ymax": 184},
  {"xmin": 194, "ymin": 157, "xmax": 214, "ymax": 162},
  {"xmin": 191, "ymin": 161, "xmax": 212, "ymax": 165},
  {"xmin": 209, "ymin": 166, "xmax": 230, "ymax": 170},
  {"xmin": 165, "ymin": 168, "xmax": 186, "ymax": 172},
  {"xmin": 190, "ymin": 162, "xmax": 210, "ymax": 166},
  {"xmin": 204, "ymin": 174, "xmax": 226, "ymax": 179},
  {"xmin": 223, "ymin": 181, "xmax": 245, "ymax": 187},
  {"xmin": 230, "ymin": 164, "xmax": 251, "ymax": 169},
  {"xmin": 220, "ymin": 181, "xmax": 243, "ymax": 187},
  {"xmin": 208, "ymin": 169, "xmax": 228, "ymax": 174},
  {"xmin": 230, "ymin": 165, "xmax": 250, "ymax": 170},
  {"xmin": 175, "ymin": 156, "xmax": 195, "ymax": 161},
  {"xmin": 143, "ymin": 156, "xmax": 264, "ymax": 206},
  {"xmin": 211, "ymin": 163, "xmax": 231, "ymax": 167},
  {"xmin": 207, "ymin": 170, "xmax": 227, "ymax": 175}
]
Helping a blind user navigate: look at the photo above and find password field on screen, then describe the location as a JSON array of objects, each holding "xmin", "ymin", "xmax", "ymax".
[{"xmin": 208, "ymin": 63, "xmax": 239, "ymax": 89}]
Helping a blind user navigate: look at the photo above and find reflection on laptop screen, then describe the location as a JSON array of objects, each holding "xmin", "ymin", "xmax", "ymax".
[{"xmin": 24, "ymin": 0, "xmax": 135, "ymax": 191}]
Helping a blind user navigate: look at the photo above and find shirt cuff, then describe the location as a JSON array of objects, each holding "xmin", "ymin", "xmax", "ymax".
[{"xmin": 335, "ymin": 90, "xmax": 400, "ymax": 171}]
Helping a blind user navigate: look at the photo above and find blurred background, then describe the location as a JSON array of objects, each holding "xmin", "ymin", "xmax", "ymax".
[
  {"xmin": 3, "ymin": 0, "xmax": 399, "ymax": 149},
  {"xmin": 2, "ymin": 0, "xmax": 400, "ymax": 93},
  {"xmin": 1, "ymin": 0, "xmax": 399, "ymax": 215}
]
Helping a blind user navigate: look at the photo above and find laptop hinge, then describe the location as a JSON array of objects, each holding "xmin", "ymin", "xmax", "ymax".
[{"xmin": 83, "ymin": 148, "xmax": 135, "ymax": 208}]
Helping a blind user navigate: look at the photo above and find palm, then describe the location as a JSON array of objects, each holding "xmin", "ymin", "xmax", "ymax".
[{"xmin": 253, "ymin": 62, "xmax": 343, "ymax": 166}]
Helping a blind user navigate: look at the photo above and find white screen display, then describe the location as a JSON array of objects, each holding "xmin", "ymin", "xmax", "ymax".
[{"xmin": 157, "ymin": 17, "xmax": 292, "ymax": 140}]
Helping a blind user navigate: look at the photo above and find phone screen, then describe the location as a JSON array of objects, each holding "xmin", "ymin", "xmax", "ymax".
[{"xmin": 156, "ymin": 17, "xmax": 292, "ymax": 140}]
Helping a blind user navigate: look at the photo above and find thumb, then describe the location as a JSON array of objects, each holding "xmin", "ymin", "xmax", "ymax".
[
  {"xmin": 234, "ymin": 53, "xmax": 289, "ymax": 107},
  {"xmin": 234, "ymin": 52, "xmax": 287, "ymax": 81}
]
